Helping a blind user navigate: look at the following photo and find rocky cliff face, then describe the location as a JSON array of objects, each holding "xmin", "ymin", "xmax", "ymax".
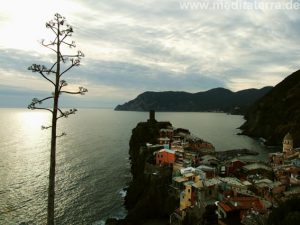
[
  {"xmin": 115, "ymin": 87, "xmax": 272, "ymax": 114},
  {"xmin": 124, "ymin": 120, "xmax": 177, "ymax": 224},
  {"xmin": 240, "ymin": 69, "xmax": 300, "ymax": 146}
]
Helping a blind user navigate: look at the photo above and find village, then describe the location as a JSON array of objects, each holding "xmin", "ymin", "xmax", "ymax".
[{"xmin": 144, "ymin": 112, "xmax": 300, "ymax": 225}]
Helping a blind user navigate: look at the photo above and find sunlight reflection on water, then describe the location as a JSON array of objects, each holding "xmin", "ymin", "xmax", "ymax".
[{"xmin": 0, "ymin": 109, "xmax": 271, "ymax": 224}]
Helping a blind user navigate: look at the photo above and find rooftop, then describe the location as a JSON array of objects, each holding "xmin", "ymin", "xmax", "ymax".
[
  {"xmin": 158, "ymin": 149, "xmax": 175, "ymax": 154},
  {"xmin": 180, "ymin": 167, "xmax": 195, "ymax": 174},
  {"xmin": 197, "ymin": 165, "xmax": 216, "ymax": 171},
  {"xmin": 204, "ymin": 178, "xmax": 222, "ymax": 187},
  {"xmin": 219, "ymin": 177, "xmax": 245, "ymax": 187},
  {"xmin": 254, "ymin": 178, "xmax": 283, "ymax": 189},
  {"xmin": 158, "ymin": 137, "xmax": 170, "ymax": 141},
  {"xmin": 184, "ymin": 181, "xmax": 195, "ymax": 186},
  {"xmin": 160, "ymin": 128, "xmax": 173, "ymax": 132},
  {"xmin": 269, "ymin": 152, "xmax": 283, "ymax": 156},
  {"xmin": 173, "ymin": 176, "xmax": 188, "ymax": 183},
  {"xmin": 218, "ymin": 197, "xmax": 264, "ymax": 212},
  {"xmin": 243, "ymin": 163, "xmax": 272, "ymax": 172},
  {"xmin": 228, "ymin": 158, "xmax": 245, "ymax": 163},
  {"xmin": 192, "ymin": 181, "xmax": 203, "ymax": 188},
  {"xmin": 184, "ymin": 172, "xmax": 195, "ymax": 178},
  {"xmin": 242, "ymin": 181, "xmax": 252, "ymax": 186}
]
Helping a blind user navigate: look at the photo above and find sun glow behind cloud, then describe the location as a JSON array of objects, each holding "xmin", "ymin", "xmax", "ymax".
[
  {"xmin": 0, "ymin": 0, "xmax": 87, "ymax": 51},
  {"xmin": 0, "ymin": 0, "xmax": 300, "ymax": 107}
]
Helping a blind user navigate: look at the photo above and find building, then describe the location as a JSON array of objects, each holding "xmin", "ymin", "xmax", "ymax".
[
  {"xmin": 269, "ymin": 152, "xmax": 284, "ymax": 166},
  {"xmin": 197, "ymin": 165, "xmax": 217, "ymax": 179},
  {"xmin": 225, "ymin": 158, "xmax": 246, "ymax": 176},
  {"xmin": 156, "ymin": 149, "xmax": 175, "ymax": 166},
  {"xmin": 200, "ymin": 155, "xmax": 219, "ymax": 166},
  {"xmin": 196, "ymin": 178, "xmax": 222, "ymax": 207},
  {"xmin": 158, "ymin": 137, "xmax": 171, "ymax": 145},
  {"xmin": 183, "ymin": 150, "xmax": 199, "ymax": 166},
  {"xmin": 180, "ymin": 181, "xmax": 193, "ymax": 210},
  {"xmin": 242, "ymin": 163, "xmax": 272, "ymax": 179},
  {"xmin": 160, "ymin": 128, "xmax": 174, "ymax": 140},
  {"xmin": 252, "ymin": 178, "xmax": 285, "ymax": 199},
  {"xmin": 217, "ymin": 196, "xmax": 266, "ymax": 224}
]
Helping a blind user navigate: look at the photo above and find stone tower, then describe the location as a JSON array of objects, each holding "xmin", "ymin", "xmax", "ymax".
[
  {"xmin": 147, "ymin": 110, "xmax": 157, "ymax": 123},
  {"xmin": 283, "ymin": 132, "xmax": 293, "ymax": 154}
]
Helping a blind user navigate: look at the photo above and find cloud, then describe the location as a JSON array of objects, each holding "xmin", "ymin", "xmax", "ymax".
[{"xmin": 0, "ymin": 0, "xmax": 300, "ymax": 107}]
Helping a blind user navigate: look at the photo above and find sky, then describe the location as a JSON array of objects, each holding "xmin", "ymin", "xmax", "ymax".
[{"xmin": 0, "ymin": 0, "xmax": 300, "ymax": 108}]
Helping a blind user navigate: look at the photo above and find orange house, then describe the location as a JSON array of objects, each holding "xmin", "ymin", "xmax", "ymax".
[{"xmin": 156, "ymin": 149, "xmax": 175, "ymax": 166}]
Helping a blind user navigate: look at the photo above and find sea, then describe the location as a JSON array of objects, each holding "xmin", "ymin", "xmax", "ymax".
[{"xmin": 0, "ymin": 108, "xmax": 273, "ymax": 225}]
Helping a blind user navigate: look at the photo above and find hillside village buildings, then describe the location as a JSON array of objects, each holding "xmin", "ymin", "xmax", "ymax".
[{"xmin": 145, "ymin": 121, "xmax": 300, "ymax": 225}]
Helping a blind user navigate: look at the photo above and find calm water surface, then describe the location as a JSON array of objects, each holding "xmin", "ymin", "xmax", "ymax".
[{"xmin": 0, "ymin": 109, "xmax": 270, "ymax": 224}]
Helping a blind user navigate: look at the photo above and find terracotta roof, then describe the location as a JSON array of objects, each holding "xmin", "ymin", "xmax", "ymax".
[
  {"xmin": 218, "ymin": 197, "xmax": 265, "ymax": 212},
  {"xmin": 219, "ymin": 202, "xmax": 234, "ymax": 212}
]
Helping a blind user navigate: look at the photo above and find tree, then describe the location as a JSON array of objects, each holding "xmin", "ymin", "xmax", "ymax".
[{"xmin": 27, "ymin": 13, "xmax": 87, "ymax": 225}]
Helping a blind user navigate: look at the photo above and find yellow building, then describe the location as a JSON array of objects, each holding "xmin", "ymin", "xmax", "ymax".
[
  {"xmin": 180, "ymin": 181, "xmax": 193, "ymax": 210},
  {"xmin": 179, "ymin": 173, "xmax": 203, "ymax": 210}
]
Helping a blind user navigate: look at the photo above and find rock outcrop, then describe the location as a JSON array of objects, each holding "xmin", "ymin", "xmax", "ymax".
[
  {"xmin": 124, "ymin": 119, "xmax": 177, "ymax": 223},
  {"xmin": 106, "ymin": 116, "xmax": 177, "ymax": 225},
  {"xmin": 240, "ymin": 69, "xmax": 300, "ymax": 146}
]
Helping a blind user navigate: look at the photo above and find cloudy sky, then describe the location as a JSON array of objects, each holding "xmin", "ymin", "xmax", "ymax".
[{"xmin": 0, "ymin": 0, "xmax": 299, "ymax": 107}]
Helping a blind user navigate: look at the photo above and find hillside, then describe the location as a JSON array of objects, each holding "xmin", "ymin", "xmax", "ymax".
[
  {"xmin": 240, "ymin": 69, "xmax": 300, "ymax": 146},
  {"xmin": 115, "ymin": 87, "xmax": 272, "ymax": 114}
]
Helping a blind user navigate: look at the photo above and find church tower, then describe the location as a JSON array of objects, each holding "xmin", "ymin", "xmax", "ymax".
[{"xmin": 283, "ymin": 132, "xmax": 293, "ymax": 154}]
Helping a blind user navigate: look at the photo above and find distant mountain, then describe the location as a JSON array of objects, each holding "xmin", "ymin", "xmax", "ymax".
[
  {"xmin": 240, "ymin": 69, "xmax": 300, "ymax": 146},
  {"xmin": 114, "ymin": 87, "xmax": 272, "ymax": 114}
]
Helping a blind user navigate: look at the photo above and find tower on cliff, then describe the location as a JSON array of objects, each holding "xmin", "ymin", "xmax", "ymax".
[{"xmin": 148, "ymin": 110, "xmax": 157, "ymax": 123}]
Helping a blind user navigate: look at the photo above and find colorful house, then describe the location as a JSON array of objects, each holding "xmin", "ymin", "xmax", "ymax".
[
  {"xmin": 180, "ymin": 181, "xmax": 193, "ymax": 210},
  {"xmin": 156, "ymin": 149, "xmax": 175, "ymax": 166},
  {"xmin": 217, "ymin": 196, "xmax": 266, "ymax": 224}
]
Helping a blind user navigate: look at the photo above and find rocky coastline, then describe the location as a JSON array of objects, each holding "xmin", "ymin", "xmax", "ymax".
[{"xmin": 106, "ymin": 113, "xmax": 262, "ymax": 225}]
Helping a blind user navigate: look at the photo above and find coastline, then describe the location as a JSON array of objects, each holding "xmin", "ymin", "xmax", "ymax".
[{"xmin": 106, "ymin": 112, "xmax": 266, "ymax": 224}]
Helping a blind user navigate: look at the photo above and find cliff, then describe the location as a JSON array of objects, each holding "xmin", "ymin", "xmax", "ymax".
[
  {"xmin": 124, "ymin": 119, "xmax": 177, "ymax": 224},
  {"xmin": 115, "ymin": 87, "xmax": 272, "ymax": 114},
  {"xmin": 240, "ymin": 69, "xmax": 300, "ymax": 146}
]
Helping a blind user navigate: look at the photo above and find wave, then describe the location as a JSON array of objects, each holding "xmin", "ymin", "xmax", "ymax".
[
  {"xmin": 92, "ymin": 220, "xmax": 106, "ymax": 225},
  {"xmin": 119, "ymin": 187, "xmax": 128, "ymax": 198}
]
